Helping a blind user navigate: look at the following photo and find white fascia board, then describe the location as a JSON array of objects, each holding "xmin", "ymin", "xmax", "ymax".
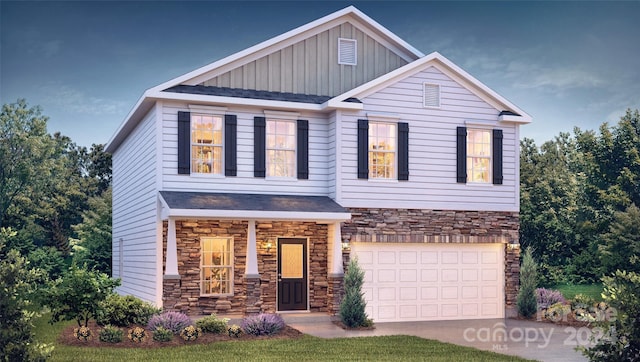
[
  {"xmin": 323, "ymin": 99, "xmax": 364, "ymax": 110},
  {"xmin": 106, "ymin": 93, "xmax": 155, "ymax": 153},
  {"xmin": 329, "ymin": 52, "xmax": 532, "ymax": 124},
  {"xmin": 148, "ymin": 6, "xmax": 423, "ymax": 91},
  {"xmin": 150, "ymin": 90, "xmax": 324, "ymax": 112},
  {"xmin": 164, "ymin": 209, "xmax": 352, "ymax": 222}
]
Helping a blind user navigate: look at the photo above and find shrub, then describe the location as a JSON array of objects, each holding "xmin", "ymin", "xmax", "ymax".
[
  {"xmin": 127, "ymin": 327, "xmax": 146, "ymax": 343},
  {"xmin": 536, "ymin": 288, "xmax": 566, "ymax": 309},
  {"xmin": 147, "ymin": 311, "xmax": 192, "ymax": 334},
  {"xmin": 517, "ymin": 247, "xmax": 538, "ymax": 318},
  {"xmin": 228, "ymin": 324, "xmax": 242, "ymax": 338},
  {"xmin": 544, "ymin": 302, "xmax": 571, "ymax": 323},
  {"xmin": 97, "ymin": 294, "xmax": 161, "ymax": 327},
  {"xmin": 571, "ymin": 293, "xmax": 596, "ymax": 310},
  {"xmin": 73, "ymin": 326, "xmax": 92, "ymax": 341},
  {"xmin": 180, "ymin": 325, "xmax": 202, "ymax": 341},
  {"xmin": 196, "ymin": 313, "xmax": 229, "ymax": 334},
  {"xmin": 241, "ymin": 314, "xmax": 285, "ymax": 336},
  {"xmin": 152, "ymin": 327, "xmax": 173, "ymax": 342},
  {"xmin": 340, "ymin": 258, "xmax": 371, "ymax": 328},
  {"xmin": 582, "ymin": 271, "xmax": 640, "ymax": 361},
  {"xmin": 98, "ymin": 325, "xmax": 123, "ymax": 343},
  {"xmin": 46, "ymin": 264, "xmax": 120, "ymax": 327}
]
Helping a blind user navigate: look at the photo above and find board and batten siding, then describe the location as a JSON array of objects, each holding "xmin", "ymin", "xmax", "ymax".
[
  {"xmin": 112, "ymin": 107, "xmax": 159, "ymax": 304},
  {"xmin": 161, "ymin": 102, "xmax": 331, "ymax": 195},
  {"xmin": 201, "ymin": 22, "xmax": 408, "ymax": 97},
  {"xmin": 339, "ymin": 66, "xmax": 520, "ymax": 212}
]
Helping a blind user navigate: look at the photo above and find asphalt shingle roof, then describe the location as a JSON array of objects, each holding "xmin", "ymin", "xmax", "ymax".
[
  {"xmin": 159, "ymin": 191, "xmax": 348, "ymax": 214},
  {"xmin": 163, "ymin": 85, "xmax": 361, "ymax": 104}
]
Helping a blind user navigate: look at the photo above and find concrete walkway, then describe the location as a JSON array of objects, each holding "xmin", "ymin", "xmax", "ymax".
[{"xmin": 284, "ymin": 315, "xmax": 589, "ymax": 362}]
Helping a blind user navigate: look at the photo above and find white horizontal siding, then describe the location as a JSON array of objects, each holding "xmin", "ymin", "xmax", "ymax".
[
  {"xmin": 112, "ymin": 107, "xmax": 158, "ymax": 304},
  {"xmin": 339, "ymin": 67, "xmax": 519, "ymax": 212},
  {"xmin": 161, "ymin": 102, "xmax": 331, "ymax": 196}
]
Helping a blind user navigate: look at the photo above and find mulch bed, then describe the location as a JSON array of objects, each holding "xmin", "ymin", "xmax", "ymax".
[
  {"xmin": 59, "ymin": 321, "xmax": 304, "ymax": 348},
  {"xmin": 332, "ymin": 320, "xmax": 376, "ymax": 331}
]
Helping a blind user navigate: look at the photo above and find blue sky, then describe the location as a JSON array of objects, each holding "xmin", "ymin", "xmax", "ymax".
[{"xmin": 2, "ymin": 1, "xmax": 639, "ymax": 147}]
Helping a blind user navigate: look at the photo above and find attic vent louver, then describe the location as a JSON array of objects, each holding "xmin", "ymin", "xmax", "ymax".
[
  {"xmin": 423, "ymin": 83, "xmax": 440, "ymax": 108},
  {"xmin": 338, "ymin": 38, "xmax": 357, "ymax": 65}
]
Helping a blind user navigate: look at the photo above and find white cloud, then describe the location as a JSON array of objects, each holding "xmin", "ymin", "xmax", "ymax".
[
  {"xmin": 520, "ymin": 68, "xmax": 604, "ymax": 90},
  {"xmin": 40, "ymin": 83, "xmax": 128, "ymax": 116}
]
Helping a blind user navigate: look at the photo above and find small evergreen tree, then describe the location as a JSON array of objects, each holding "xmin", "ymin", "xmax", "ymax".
[
  {"xmin": 339, "ymin": 258, "xmax": 370, "ymax": 328},
  {"xmin": 517, "ymin": 247, "xmax": 538, "ymax": 318}
]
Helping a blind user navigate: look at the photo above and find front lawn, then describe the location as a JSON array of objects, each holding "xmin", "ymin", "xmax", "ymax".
[
  {"xmin": 550, "ymin": 283, "xmax": 603, "ymax": 301},
  {"xmin": 33, "ymin": 315, "xmax": 530, "ymax": 362}
]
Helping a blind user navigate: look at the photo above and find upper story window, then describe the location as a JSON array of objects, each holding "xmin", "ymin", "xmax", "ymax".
[
  {"xmin": 338, "ymin": 38, "xmax": 357, "ymax": 65},
  {"xmin": 191, "ymin": 114, "xmax": 223, "ymax": 174},
  {"xmin": 201, "ymin": 237, "xmax": 233, "ymax": 296},
  {"xmin": 266, "ymin": 119, "xmax": 296, "ymax": 178},
  {"xmin": 369, "ymin": 122, "xmax": 396, "ymax": 179},
  {"xmin": 466, "ymin": 129, "xmax": 491, "ymax": 183}
]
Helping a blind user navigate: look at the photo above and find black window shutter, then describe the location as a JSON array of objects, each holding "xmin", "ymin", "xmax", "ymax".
[
  {"xmin": 177, "ymin": 111, "xmax": 191, "ymax": 175},
  {"xmin": 492, "ymin": 129, "xmax": 503, "ymax": 185},
  {"xmin": 357, "ymin": 119, "xmax": 369, "ymax": 179},
  {"xmin": 398, "ymin": 122, "xmax": 409, "ymax": 181},
  {"xmin": 224, "ymin": 115, "xmax": 237, "ymax": 176},
  {"xmin": 297, "ymin": 120, "xmax": 309, "ymax": 179},
  {"xmin": 254, "ymin": 117, "xmax": 266, "ymax": 178},
  {"xmin": 456, "ymin": 126, "xmax": 467, "ymax": 183}
]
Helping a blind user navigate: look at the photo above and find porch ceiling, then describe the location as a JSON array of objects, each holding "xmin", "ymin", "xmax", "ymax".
[{"xmin": 158, "ymin": 191, "xmax": 351, "ymax": 222}]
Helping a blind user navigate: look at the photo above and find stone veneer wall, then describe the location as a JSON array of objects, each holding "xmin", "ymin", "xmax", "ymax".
[
  {"xmin": 341, "ymin": 208, "xmax": 521, "ymax": 315},
  {"xmin": 162, "ymin": 220, "xmax": 329, "ymax": 315}
]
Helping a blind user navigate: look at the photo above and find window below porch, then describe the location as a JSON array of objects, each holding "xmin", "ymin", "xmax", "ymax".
[{"xmin": 200, "ymin": 237, "xmax": 233, "ymax": 296}]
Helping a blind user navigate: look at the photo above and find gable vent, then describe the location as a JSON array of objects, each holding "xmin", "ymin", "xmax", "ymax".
[
  {"xmin": 338, "ymin": 38, "xmax": 357, "ymax": 65},
  {"xmin": 423, "ymin": 83, "xmax": 440, "ymax": 108}
]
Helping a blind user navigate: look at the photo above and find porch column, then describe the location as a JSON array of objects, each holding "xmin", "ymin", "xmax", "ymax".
[
  {"xmin": 329, "ymin": 221, "xmax": 344, "ymax": 276},
  {"xmin": 164, "ymin": 218, "xmax": 179, "ymax": 277},
  {"xmin": 245, "ymin": 220, "xmax": 259, "ymax": 278}
]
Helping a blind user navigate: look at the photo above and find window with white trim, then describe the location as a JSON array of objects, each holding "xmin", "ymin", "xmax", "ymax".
[
  {"xmin": 191, "ymin": 114, "xmax": 223, "ymax": 174},
  {"xmin": 369, "ymin": 122, "xmax": 396, "ymax": 179},
  {"xmin": 266, "ymin": 119, "xmax": 296, "ymax": 178},
  {"xmin": 466, "ymin": 129, "xmax": 491, "ymax": 183},
  {"xmin": 338, "ymin": 38, "xmax": 357, "ymax": 65},
  {"xmin": 423, "ymin": 83, "xmax": 440, "ymax": 108},
  {"xmin": 201, "ymin": 237, "xmax": 233, "ymax": 296}
]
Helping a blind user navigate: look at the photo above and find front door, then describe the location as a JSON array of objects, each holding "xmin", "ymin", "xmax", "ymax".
[{"xmin": 277, "ymin": 238, "xmax": 307, "ymax": 311}]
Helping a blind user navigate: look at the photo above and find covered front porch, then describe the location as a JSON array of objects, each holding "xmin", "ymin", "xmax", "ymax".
[{"xmin": 158, "ymin": 191, "xmax": 351, "ymax": 316}]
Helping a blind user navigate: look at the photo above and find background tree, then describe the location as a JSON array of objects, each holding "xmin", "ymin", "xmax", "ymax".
[
  {"xmin": 71, "ymin": 188, "xmax": 112, "ymax": 274},
  {"xmin": 599, "ymin": 204, "xmax": 640, "ymax": 275},
  {"xmin": 0, "ymin": 228, "xmax": 52, "ymax": 361}
]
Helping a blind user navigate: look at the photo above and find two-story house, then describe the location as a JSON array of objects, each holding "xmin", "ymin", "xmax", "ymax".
[{"xmin": 106, "ymin": 6, "xmax": 530, "ymax": 322}]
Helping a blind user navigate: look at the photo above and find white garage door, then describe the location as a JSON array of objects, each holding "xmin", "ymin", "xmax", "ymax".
[{"xmin": 351, "ymin": 242, "xmax": 505, "ymax": 322}]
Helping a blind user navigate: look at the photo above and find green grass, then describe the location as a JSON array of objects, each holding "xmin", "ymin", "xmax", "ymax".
[
  {"xmin": 549, "ymin": 283, "xmax": 604, "ymax": 301},
  {"xmin": 33, "ymin": 315, "xmax": 530, "ymax": 362}
]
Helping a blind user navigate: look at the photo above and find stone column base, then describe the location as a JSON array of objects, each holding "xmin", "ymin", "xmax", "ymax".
[
  {"xmin": 505, "ymin": 244, "xmax": 521, "ymax": 316},
  {"xmin": 327, "ymin": 275, "xmax": 344, "ymax": 316},
  {"xmin": 244, "ymin": 277, "xmax": 262, "ymax": 314},
  {"xmin": 162, "ymin": 277, "xmax": 181, "ymax": 311}
]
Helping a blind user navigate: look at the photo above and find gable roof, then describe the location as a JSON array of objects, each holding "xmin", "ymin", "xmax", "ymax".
[
  {"xmin": 106, "ymin": 6, "xmax": 423, "ymax": 153},
  {"xmin": 325, "ymin": 51, "xmax": 532, "ymax": 124}
]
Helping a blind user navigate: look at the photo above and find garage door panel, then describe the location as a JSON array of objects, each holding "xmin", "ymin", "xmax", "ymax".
[
  {"xmin": 442, "ymin": 251, "xmax": 458, "ymax": 263},
  {"xmin": 351, "ymin": 242, "xmax": 505, "ymax": 322},
  {"xmin": 421, "ymin": 251, "xmax": 438, "ymax": 264},
  {"xmin": 378, "ymin": 251, "xmax": 396, "ymax": 264},
  {"xmin": 378, "ymin": 287, "xmax": 396, "ymax": 300},
  {"xmin": 400, "ymin": 269, "xmax": 417, "ymax": 282},
  {"xmin": 421, "ymin": 269, "xmax": 438, "ymax": 282}
]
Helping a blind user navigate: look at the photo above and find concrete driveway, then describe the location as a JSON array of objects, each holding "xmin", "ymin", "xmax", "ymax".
[{"xmin": 286, "ymin": 316, "xmax": 590, "ymax": 362}]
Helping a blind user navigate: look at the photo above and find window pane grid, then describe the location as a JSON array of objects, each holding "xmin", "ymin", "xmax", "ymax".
[
  {"xmin": 191, "ymin": 114, "xmax": 223, "ymax": 174},
  {"xmin": 200, "ymin": 237, "xmax": 233, "ymax": 295},
  {"xmin": 368, "ymin": 122, "xmax": 396, "ymax": 179},
  {"xmin": 266, "ymin": 120, "xmax": 296, "ymax": 177},
  {"xmin": 467, "ymin": 129, "xmax": 491, "ymax": 183}
]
